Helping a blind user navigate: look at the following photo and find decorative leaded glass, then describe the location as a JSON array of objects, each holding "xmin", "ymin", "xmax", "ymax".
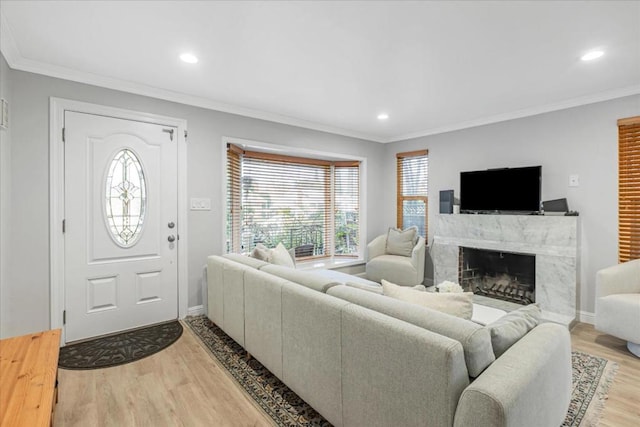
[{"xmin": 105, "ymin": 149, "xmax": 147, "ymax": 247}]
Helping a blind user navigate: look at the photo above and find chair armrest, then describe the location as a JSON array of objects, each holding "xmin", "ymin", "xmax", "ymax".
[
  {"xmin": 366, "ymin": 234, "xmax": 387, "ymax": 262},
  {"xmin": 411, "ymin": 237, "xmax": 426, "ymax": 283},
  {"xmin": 454, "ymin": 323, "xmax": 571, "ymax": 427},
  {"xmin": 596, "ymin": 259, "xmax": 640, "ymax": 298}
]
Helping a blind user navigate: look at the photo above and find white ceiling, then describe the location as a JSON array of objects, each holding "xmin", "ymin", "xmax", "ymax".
[{"xmin": 1, "ymin": 1, "xmax": 639, "ymax": 143}]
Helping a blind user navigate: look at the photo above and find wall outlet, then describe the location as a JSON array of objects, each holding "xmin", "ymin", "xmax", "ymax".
[
  {"xmin": 569, "ymin": 174, "xmax": 579, "ymax": 187},
  {"xmin": 190, "ymin": 198, "xmax": 211, "ymax": 210}
]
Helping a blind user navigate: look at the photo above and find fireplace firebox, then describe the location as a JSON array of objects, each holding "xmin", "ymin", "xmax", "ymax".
[{"xmin": 459, "ymin": 247, "xmax": 535, "ymax": 305}]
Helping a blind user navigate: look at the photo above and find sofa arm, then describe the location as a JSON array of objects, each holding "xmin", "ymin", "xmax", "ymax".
[
  {"xmin": 411, "ymin": 237, "xmax": 426, "ymax": 282},
  {"xmin": 596, "ymin": 259, "xmax": 640, "ymax": 299},
  {"xmin": 454, "ymin": 323, "xmax": 571, "ymax": 427},
  {"xmin": 366, "ymin": 234, "xmax": 387, "ymax": 262}
]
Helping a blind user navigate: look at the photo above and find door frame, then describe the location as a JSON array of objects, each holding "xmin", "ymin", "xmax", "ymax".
[{"xmin": 49, "ymin": 97, "xmax": 188, "ymax": 343}]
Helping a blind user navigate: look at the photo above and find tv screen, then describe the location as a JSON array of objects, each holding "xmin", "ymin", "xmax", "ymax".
[{"xmin": 460, "ymin": 166, "xmax": 541, "ymax": 213}]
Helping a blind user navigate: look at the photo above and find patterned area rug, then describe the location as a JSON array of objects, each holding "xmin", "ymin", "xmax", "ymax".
[
  {"xmin": 185, "ymin": 315, "xmax": 617, "ymax": 427},
  {"xmin": 58, "ymin": 320, "xmax": 183, "ymax": 370},
  {"xmin": 563, "ymin": 351, "xmax": 618, "ymax": 427}
]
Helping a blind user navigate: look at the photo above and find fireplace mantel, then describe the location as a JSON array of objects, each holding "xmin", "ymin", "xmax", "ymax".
[{"xmin": 432, "ymin": 214, "xmax": 579, "ymax": 326}]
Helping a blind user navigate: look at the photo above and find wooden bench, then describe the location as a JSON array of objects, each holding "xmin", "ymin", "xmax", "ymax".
[{"xmin": 0, "ymin": 329, "xmax": 61, "ymax": 427}]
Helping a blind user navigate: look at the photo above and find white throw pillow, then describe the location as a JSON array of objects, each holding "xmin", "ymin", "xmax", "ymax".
[
  {"xmin": 386, "ymin": 226, "xmax": 418, "ymax": 257},
  {"xmin": 382, "ymin": 279, "xmax": 473, "ymax": 320},
  {"xmin": 250, "ymin": 243, "xmax": 272, "ymax": 262},
  {"xmin": 485, "ymin": 304, "xmax": 541, "ymax": 358},
  {"xmin": 270, "ymin": 242, "xmax": 295, "ymax": 268}
]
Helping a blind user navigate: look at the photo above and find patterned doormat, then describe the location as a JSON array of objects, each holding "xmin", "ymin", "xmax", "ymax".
[
  {"xmin": 58, "ymin": 320, "xmax": 183, "ymax": 370},
  {"xmin": 185, "ymin": 315, "xmax": 617, "ymax": 427}
]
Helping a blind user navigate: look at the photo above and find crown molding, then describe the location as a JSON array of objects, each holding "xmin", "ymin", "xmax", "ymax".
[
  {"xmin": 2, "ymin": 8, "xmax": 638, "ymax": 145},
  {"xmin": 387, "ymin": 85, "xmax": 640, "ymax": 143},
  {"xmin": 0, "ymin": 11, "xmax": 20, "ymax": 66}
]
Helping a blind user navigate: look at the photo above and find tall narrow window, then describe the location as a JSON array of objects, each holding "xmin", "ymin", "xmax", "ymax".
[
  {"xmin": 618, "ymin": 116, "xmax": 640, "ymax": 262},
  {"xmin": 226, "ymin": 144, "xmax": 361, "ymax": 259},
  {"xmin": 334, "ymin": 162, "xmax": 360, "ymax": 257},
  {"xmin": 397, "ymin": 150, "xmax": 429, "ymax": 237}
]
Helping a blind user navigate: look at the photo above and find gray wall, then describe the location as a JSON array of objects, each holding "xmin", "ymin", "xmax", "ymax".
[
  {"xmin": 383, "ymin": 95, "xmax": 640, "ymax": 315},
  {"xmin": 0, "ymin": 54, "xmax": 11, "ymax": 337},
  {"xmin": 3, "ymin": 64, "xmax": 386, "ymax": 338}
]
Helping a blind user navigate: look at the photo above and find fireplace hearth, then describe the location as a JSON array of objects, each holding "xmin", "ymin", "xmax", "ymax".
[{"xmin": 459, "ymin": 247, "xmax": 535, "ymax": 305}]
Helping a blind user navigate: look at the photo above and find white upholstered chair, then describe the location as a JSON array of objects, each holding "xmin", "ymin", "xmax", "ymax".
[
  {"xmin": 365, "ymin": 231, "xmax": 426, "ymax": 286},
  {"xmin": 595, "ymin": 259, "xmax": 640, "ymax": 357}
]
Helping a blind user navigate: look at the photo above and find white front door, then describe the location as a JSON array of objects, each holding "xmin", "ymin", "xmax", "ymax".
[{"xmin": 64, "ymin": 111, "xmax": 178, "ymax": 342}]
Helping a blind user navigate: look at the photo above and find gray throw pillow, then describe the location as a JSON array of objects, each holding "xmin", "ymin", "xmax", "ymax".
[
  {"xmin": 386, "ymin": 226, "xmax": 418, "ymax": 257},
  {"xmin": 486, "ymin": 304, "xmax": 541, "ymax": 358}
]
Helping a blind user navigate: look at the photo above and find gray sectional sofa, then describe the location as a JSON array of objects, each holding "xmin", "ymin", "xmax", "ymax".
[{"xmin": 206, "ymin": 254, "xmax": 572, "ymax": 427}]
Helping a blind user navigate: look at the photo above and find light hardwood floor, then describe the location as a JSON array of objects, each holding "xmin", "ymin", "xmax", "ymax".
[{"xmin": 54, "ymin": 322, "xmax": 640, "ymax": 427}]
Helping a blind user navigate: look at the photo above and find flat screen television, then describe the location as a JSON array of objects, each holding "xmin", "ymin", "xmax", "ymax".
[{"xmin": 460, "ymin": 166, "xmax": 541, "ymax": 213}]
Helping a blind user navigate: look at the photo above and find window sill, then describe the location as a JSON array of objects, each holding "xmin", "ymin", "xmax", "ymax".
[{"xmin": 295, "ymin": 257, "xmax": 365, "ymax": 271}]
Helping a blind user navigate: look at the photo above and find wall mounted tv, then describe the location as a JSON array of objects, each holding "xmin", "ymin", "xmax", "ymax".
[{"xmin": 460, "ymin": 166, "xmax": 541, "ymax": 214}]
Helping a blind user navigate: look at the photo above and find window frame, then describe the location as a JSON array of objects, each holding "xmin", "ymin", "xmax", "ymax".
[
  {"xmin": 223, "ymin": 139, "xmax": 365, "ymax": 262},
  {"xmin": 396, "ymin": 149, "xmax": 429, "ymax": 238}
]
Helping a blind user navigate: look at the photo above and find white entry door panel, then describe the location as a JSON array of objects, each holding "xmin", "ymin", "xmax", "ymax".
[{"xmin": 64, "ymin": 111, "xmax": 178, "ymax": 342}]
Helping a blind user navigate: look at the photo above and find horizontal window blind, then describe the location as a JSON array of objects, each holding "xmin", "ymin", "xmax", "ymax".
[
  {"xmin": 226, "ymin": 144, "xmax": 360, "ymax": 259},
  {"xmin": 618, "ymin": 116, "xmax": 640, "ymax": 262},
  {"xmin": 334, "ymin": 162, "xmax": 360, "ymax": 256},
  {"xmin": 226, "ymin": 145, "xmax": 242, "ymax": 253},
  {"xmin": 397, "ymin": 150, "xmax": 429, "ymax": 237}
]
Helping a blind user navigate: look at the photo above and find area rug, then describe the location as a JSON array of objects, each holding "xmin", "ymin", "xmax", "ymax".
[
  {"xmin": 562, "ymin": 351, "xmax": 618, "ymax": 427},
  {"xmin": 58, "ymin": 320, "xmax": 183, "ymax": 370},
  {"xmin": 185, "ymin": 315, "xmax": 617, "ymax": 427}
]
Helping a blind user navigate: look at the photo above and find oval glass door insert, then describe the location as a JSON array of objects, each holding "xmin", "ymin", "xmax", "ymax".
[{"xmin": 105, "ymin": 149, "xmax": 147, "ymax": 247}]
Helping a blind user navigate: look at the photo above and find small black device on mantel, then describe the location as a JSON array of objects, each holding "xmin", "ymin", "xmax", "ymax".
[
  {"xmin": 460, "ymin": 165, "xmax": 542, "ymax": 214},
  {"xmin": 439, "ymin": 190, "xmax": 454, "ymax": 214},
  {"xmin": 542, "ymin": 198, "xmax": 568, "ymax": 213}
]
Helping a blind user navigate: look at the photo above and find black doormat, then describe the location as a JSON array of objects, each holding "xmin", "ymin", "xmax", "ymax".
[{"xmin": 58, "ymin": 320, "xmax": 183, "ymax": 370}]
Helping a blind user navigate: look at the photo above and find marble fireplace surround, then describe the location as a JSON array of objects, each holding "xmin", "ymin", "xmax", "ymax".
[{"xmin": 432, "ymin": 214, "xmax": 579, "ymax": 327}]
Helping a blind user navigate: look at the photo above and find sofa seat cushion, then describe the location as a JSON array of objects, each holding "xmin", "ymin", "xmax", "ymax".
[
  {"xmin": 596, "ymin": 293, "xmax": 640, "ymax": 343},
  {"xmin": 327, "ymin": 285, "xmax": 495, "ymax": 378},
  {"xmin": 261, "ymin": 264, "xmax": 341, "ymax": 293}
]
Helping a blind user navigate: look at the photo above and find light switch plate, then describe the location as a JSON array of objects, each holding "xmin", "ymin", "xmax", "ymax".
[
  {"xmin": 190, "ymin": 198, "xmax": 211, "ymax": 210},
  {"xmin": 569, "ymin": 174, "xmax": 579, "ymax": 187}
]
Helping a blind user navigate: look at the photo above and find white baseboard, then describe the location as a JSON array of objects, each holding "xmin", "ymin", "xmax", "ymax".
[
  {"xmin": 578, "ymin": 310, "xmax": 595, "ymax": 325},
  {"xmin": 187, "ymin": 305, "xmax": 205, "ymax": 317}
]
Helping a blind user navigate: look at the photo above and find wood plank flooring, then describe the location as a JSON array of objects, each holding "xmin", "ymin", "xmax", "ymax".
[{"xmin": 54, "ymin": 321, "xmax": 639, "ymax": 426}]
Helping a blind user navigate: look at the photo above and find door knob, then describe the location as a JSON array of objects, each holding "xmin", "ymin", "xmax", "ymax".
[
  {"xmin": 167, "ymin": 235, "xmax": 176, "ymax": 242},
  {"xmin": 168, "ymin": 222, "xmax": 175, "ymax": 229}
]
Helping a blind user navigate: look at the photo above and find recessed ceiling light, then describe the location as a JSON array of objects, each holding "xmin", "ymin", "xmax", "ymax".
[
  {"xmin": 581, "ymin": 50, "xmax": 604, "ymax": 61},
  {"xmin": 180, "ymin": 53, "xmax": 199, "ymax": 64},
  {"xmin": 377, "ymin": 113, "xmax": 389, "ymax": 120}
]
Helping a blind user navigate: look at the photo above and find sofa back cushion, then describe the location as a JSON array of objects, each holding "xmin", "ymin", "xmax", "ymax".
[
  {"xmin": 222, "ymin": 253, "xmax": 270, "ymax": 269},
  {"xmin": 261, "ymin": 264, "xmax": 341, "ymax": 293},
  {"xmin": 327, "ymin": 285, "xmax": 495, "ymax": 377},
  {"xmin": 340, "ymin": 303, "xmax": 468, "ymax": 427}
]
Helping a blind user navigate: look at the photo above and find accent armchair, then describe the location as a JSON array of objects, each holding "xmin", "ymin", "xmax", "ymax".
[
  {"xmin": 595, "ymin": 259, "xmax": 640, "ymax": 357},
  {"xmin": 365, "ymin": 232, "xmax": 426, "ymax": 286}
]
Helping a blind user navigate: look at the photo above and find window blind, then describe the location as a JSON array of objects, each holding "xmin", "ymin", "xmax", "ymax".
[
  {"xmin": 618, "ymin": 116, "xmax": 640, "ymax": 262},
  {"xmin": 226, "ymin": 145, "xmax": 242, "ymax": 253},
  {"xmin": 334, "ymin": 162, "xmax": 360, "ymax": 256},
  {"xmin": 397, "ymin": 150, "xmax": 429, "ymax": 237},
  {"xmin": 226, "ymin": 144, "xmax": 360, "ymax": 259}
]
